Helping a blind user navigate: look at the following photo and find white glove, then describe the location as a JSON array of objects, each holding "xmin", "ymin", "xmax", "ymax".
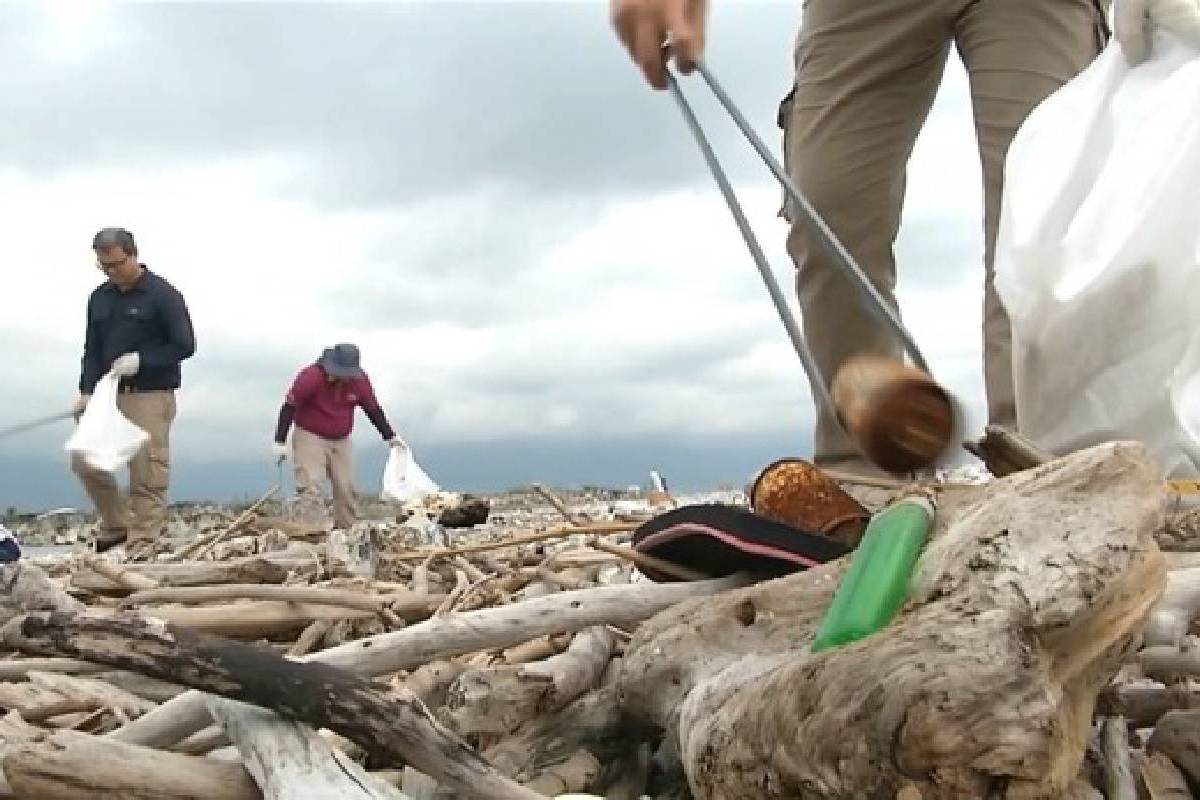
[
  {"xmin": 111, "ymin": 352, "xmax": 140, "ymax": 377},
  {"xmin": 387, "ymin": 436, "xmax": 408, "ymax": 450},
  {"xmin": 1116, "ymin": 0, "xmax": 1200, "ymax": 64},
  {"xmin": 272, "ymin": 442, "xmax": 290, "ymax": 462},
  {"xmin": 72, "ymin": 393, "xmax": 90, "ymax": 421}
]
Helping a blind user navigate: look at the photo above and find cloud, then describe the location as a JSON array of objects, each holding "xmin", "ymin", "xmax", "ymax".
[{"xmin": 0, "ymin": 2, "xmax": 802, "ymax": 208}]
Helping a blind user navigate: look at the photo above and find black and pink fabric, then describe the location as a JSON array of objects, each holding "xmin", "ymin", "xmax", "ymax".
[{"xmin": 631, "ymin": 504, "xmax": 851, "ymax": 582}]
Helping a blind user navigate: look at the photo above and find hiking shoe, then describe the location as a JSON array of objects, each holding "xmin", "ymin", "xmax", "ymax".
[{"xmin": 93, "ymin": 528, "xmax": 129, "ymax": 553}]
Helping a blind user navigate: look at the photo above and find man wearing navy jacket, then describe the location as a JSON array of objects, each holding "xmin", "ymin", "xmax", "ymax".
[{"xmin": 74, "ymin": 227, "xmax": 196, "ymax": 555}]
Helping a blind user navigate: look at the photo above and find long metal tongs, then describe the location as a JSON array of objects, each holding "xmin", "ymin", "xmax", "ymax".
[
  {"xmin": 0, "ymin": 410, "xmax": 74, "ymax": 441},
  {"xmin": 664, "ymin": 60, "xmax": 931, "ymax": 419}
]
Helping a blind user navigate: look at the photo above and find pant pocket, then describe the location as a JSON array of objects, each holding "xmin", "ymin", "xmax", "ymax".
[
  {"xmin": 146, "ymin": 445, "xmax": 170, "ymax": 493},
  {"xmin": 777, "ymin": 87, "xmax": 797, "ymax": 222}
]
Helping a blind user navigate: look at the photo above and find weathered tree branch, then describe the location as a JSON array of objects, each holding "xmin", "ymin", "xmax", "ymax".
[
  {"xmin": 111, "ymin": 574, "xmax": 747, "ymax": 750},
  {"xmin": 446, "ymin": 626, "xmax": 615, "ymax": 735},
  {"xmin": 2, "ymin": 729, "xmax": 262, "ymax": 800},
  {"xmin": 5, "ymin": 612, "xmax": 543, "ymax": 800}
]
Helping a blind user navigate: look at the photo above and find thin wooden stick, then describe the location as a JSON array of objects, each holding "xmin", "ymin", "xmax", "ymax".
[
  {"xmin": 287, "ymin": 620, "xmax": 333, "ymax": 658},
  {"xmin": 819, "ymin": 468, "xmax": 912, "ymax": 490},
  {"xmin": 387, "ymin": 522, "xmax": 638, "ymax": 561},
  {"xmin": 531, "ymin": 483, "xmax": 587, "ymax": 525},
  {"xmin": 589, "ymin": 539, "xmax": 710, "ymax": 582},
  {"xmin": 175, "ymin": 486, "xmax": 279, "ymax": 562},
  {"xmin": 80, "ymin": 555, "xmax": 159, "ymax": 592}
]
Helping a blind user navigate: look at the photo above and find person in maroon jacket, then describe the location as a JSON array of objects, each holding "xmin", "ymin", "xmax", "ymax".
[{"xmin": 273, "ymin": 343, "xmax": 406, "ymax": 529}]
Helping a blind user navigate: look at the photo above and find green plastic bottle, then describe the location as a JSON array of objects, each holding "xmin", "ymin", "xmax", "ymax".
[{"xmin": 810, "ymin": 495, "xmax": 933, "ymax": 652}]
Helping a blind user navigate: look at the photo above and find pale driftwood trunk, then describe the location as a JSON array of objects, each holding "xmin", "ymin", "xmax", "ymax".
[
  {"xmin": 122, "ymin": 583, "xmax": 442, "ymax": 615},
  {"xmin": 1136, "ymin": 750, "xmax": 1191, "ymax": 799},
  {"xmin": 110, "ymin": 574, "xmax": 746, "ymax": 749},
  {"xmin": 5, "ymin": 614, "xmax": 543, "ymax": 800},
  {"xmin": 603, "ymin": 442, "xmax": 1165, "ymax": 799},
  {"xmin": 447, "ymin": 626, "xmax": 615, "ymax": 735},
  {"xmin": 1148, "ymin": 709, "xmax": 1200, "ymax": 786},
  {"xmin": 963, "ymin": 424, "xmax": 1052, "ymax": 477},
  {"xmin": 80, "ymin": 553, "xmax": 160, "ymax": 591},
  {"xmin": 71, "ymin": 553, "xmax": 317, "ymax": 594},
  {"xmin": 206, "ymin": 697, "xmax": 406, "ymax": 799},
  {"xmin": 1140, "ymin": 645, "xmax": 1200, "ymax": 682},
  {"xmin": 1099, "ymin": 716, "xmax": 1136, "ymax": 800},
  {"xmin": 2, "ymin": 729, "xmax": 262, "ymax": 800},
  {"xmin": 0, "ymin": 659, "xmax": 107, "ymax": 681},
  {"xmin": 0, "ymin": 563, "xmax": 85, "ymax": 624},
  {"xmin": 145, "ymin": 601, "xmax": 378, "ymax": 638},
  {"xmin": 87, "ymin": 670, "xmax": 187, "ymax": 704},
  {"xmin": 0, "ymin": 712, "xmax": 41, "ymax": 798},
  {"xmin": 24, "ymin": 671, "xmax": 156, "ymax": 718},
  {"xmin": 315, "ymin": 574, "xmax": 748, "ymax": 675},
  {"xmin": 1101, "ymin": 680, "xmax": 1200, "ymax": 728}
]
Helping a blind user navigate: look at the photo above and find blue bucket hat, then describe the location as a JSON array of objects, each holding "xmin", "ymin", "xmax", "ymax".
[{"xmin": 317, "ymin": 343, "xmax": 365, "ymax": 379}]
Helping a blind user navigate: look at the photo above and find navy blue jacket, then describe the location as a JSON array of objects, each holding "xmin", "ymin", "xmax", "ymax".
[{"xmin": 79, "ymin": 267, "xmax": 196, "ymax": 394}]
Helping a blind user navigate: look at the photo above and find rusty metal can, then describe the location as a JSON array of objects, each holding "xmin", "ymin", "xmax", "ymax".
[{"xmin": 749, "ymin": 457, "xmax": 870, "ymax": 547}]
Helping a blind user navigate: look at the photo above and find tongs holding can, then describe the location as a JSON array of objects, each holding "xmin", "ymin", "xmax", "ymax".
[{"xmin": 665, "ymin": 60, "xmax": 956, "ymax": 472}]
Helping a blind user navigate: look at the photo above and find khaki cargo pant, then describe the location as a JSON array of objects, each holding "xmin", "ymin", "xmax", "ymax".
[
  {"xmin": 292, "ymin": 427, "xmax": 357, "ymax": 530},
  {"xmin": 71, "ymin": 390, "xmax": 175, "ymax": 544},
  {"xmin": 781, "ymin": 0, "xmax": 1109, "ymax": 471}
]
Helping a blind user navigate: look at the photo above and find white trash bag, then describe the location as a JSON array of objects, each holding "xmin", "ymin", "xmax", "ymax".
[
  {"xmin": 64, "ymin": 372, "xmax": 149, "ymax": 473},
  {"xmin": 995, "ymin": 33, "xmax": 1200, "ymax": 476},
  {"xmin": 381, "ymin": 444, "xmax": 440, "ymax": 504}
]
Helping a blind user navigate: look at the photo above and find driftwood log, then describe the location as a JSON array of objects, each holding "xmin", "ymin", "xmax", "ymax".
[
  {"xmin": 2, "ymin": 729, "xmax": 262, "ymax": 800},
  {"xmin": 109, "ymin": 574, "xmax": 746, "ymax": 750},
  {"xmin": 1147, "ymin": 708, "xmax": 1200, "ymax": 787},
  {"xmin": 141, "ymin": 602, "xmax": 382, "ymax": 638},
  {"xmin": 71, "ymin": 553, "xmax": 321, "ymax": 594},
  {"xmin": 3, "ymin": 612, "xmax": 548, "ymax": 800},
  {"xmin": 446, "ymin": 625, "xmax": 615, "ymax": 735},
  {"xmin": 206, "ymin": 697, "xmax": 406, "ymax": 799},
  {"xmin": 964, "ymin": 424, "xmax": 1051, "ymax": 477},
  {"xmin": 1136, "ymin": 750, "xmax": 1191, "ymax": 798},
  {"xmin": 121, "ymin": 583, "xmax": 437, "ymax": 613},
  {"xmin": 0, "ymin": 564, "xmax": 85, "ymax": 625},
  {"xmin": 548, "ymin": 441, "xmax": 1164, "ymax": 799},
  {"xmin": 1099, "ymin": 716, "xmax": 1136, "ymax": 800}
]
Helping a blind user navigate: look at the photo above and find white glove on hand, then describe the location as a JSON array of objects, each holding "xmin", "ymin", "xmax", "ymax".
[
  {"xmin": 72, "ymin": 393, "xmax": 90, "ymax": 421},
  {"xmin": 387, "ymin": 436, "xmax": 408, "ymax": 450},
  {"xmin": 272, "ymin": 442, "xmax": 290, "ymax": 462},
  {"xmin": 1116, "ymin": 0, "xmax": 1200, "ymax": 64},
  {"xmin": 111, "ymin": 352, "xmax": 140, "ymax": 377}
]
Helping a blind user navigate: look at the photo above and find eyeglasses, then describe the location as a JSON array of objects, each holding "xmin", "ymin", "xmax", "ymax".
[{"xmin": 96, "ymin": 256, "xmax": 128, "ymax": 273}]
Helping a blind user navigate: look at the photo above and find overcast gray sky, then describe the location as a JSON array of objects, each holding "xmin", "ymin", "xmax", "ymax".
[{"xmin": 0, "ymin": 1, "xmax": 991, "ymax": 510}]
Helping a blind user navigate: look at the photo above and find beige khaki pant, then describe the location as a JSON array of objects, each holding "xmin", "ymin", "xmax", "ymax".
[
  {"xmin": 292, "ymin": 427, "xmax": 357, "ymax": 530},
  {"xmin": 781, "ymin": 0, "xmax": 1108, "ymax": 471},
  {"xmin": 72, "ymin": 390, "xmax": 175, "ymax": 544}
]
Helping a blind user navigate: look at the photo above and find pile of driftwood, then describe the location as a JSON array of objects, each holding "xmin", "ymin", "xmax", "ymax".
[{"xmin": 2, "ymin": 440, "xmax": 1200, "ymax": 799}]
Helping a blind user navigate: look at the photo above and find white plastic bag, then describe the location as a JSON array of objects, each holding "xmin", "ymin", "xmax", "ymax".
[
  {"xmin": 64, "ymin": 373, "xmax": 149, "ymax": 472},
  {"xmin": 995, "ymin": 34, "xmax": 1200, "ymax": 476},
  {"xmin": 381, "ymin": 445, "xmax": 440, "ymax": 503}
]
